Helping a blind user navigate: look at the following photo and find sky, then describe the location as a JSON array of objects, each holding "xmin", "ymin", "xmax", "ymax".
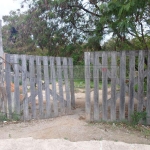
[{"xmin": 0, "ymin": 0, "xmax": 27, "ymax": 24}]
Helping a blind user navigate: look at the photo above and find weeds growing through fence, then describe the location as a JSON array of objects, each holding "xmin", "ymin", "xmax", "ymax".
[
  {"xmin": 11, "ymin": 111, "xmax": 20, "ymax": 121},
  {"xmin": 0, "ymin": 111, "xmax": 20, "ymax": 123},
  {"xmin": 130, "ymin": 111, "xmax": 147, "ymax": 126},
  {"xmin": 0, "ymin": 112, "xmax": 7, "ymax": 122}
]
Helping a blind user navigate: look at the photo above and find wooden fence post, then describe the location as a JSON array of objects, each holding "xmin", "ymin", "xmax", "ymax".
[
  {"xmin": 84, "ymin": 52, "xmax": 91, "ymax": 121},
  {"xmin": 147, "ymin": 50, "xmax": 150, "ymax": 124},
  {"xmin": 128, "ymin": 51, "xmax": 135, "ymax": 120},
  {"xmin": 5, "ymin": 54, "xmax": 12, "ymax": 117},
  {"xmin": 102, "ymin": 52, "xmax": 108, "ymax": 121},
  {"xmin": 0, "ymin": 20, "xmax": 4, "ymax": 65},
  {"xmin": 93, "ymin": 52, "xmax": 100, "ymax": 121},
  {"xmin": 0, "ymin": 20, "xmax": 7, "ymax": 117},
  {"xmin": 68, "ymin": 58, "xmax": 75, "ymax": 109},
  {"xmin": 43, "ymin": 56, "xmax": 51, "ymax": 118},
  {"xmin": 56, "ymin": 57, "xmax": 65, "ymax": 115},
  {"xmin": 13, "ymin": 55, "xmax": 20, "ymax": 116},
  {"xmin": 50, "ymin": 57, "xmax": 58, "ymax": 117},
  {"xmin": 36, "ymin": 56, "xmax": 44, "ymax": 118},
  {"xmin": 138, "ymin": 50, "xmax": 144, "ymax": 112},
  {"xmin": 119, "ymin": 51, "xmax": 126, "ymax": 120},
  {"xmin": 62, "ymin": 57, "xmax": 71, "ymax": 114},
  {"xmin": 29, "ymin": 55, "xmax": 36, "ymax": 119},
  {"xmin": 111, "ymin": 51, "xmax": 117, "ymax": 121},
  {"xmin": 21, "ymin": 55, "xmax": 29, "ymax": 121}
]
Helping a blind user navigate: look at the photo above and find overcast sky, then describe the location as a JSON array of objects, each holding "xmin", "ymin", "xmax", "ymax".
[{"xmin": 0, "ymin": 0, "xmax": 27, "ymax": 24}]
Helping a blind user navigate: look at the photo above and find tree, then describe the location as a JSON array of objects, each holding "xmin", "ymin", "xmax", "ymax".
[
  {"xmin": 98, "ymin": 0, "xmax": 150, "ymax": 50},
  {"xmin": 3, "ymin": 0, "xmax": 150, "ymax": 56},
  {"xmin": 18, "ymin": 0, "xmax": 104, "ymax": 53},
  {"xmin": 2, "ymin": 10, "xmax": 36, "ymax": 54}
]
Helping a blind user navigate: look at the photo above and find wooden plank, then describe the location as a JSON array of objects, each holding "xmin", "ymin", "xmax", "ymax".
[
  {"xmin": 119, "ymin": 51, "xmax": 126, "ymax": 120},
  {"xmin": 13, "ymin": 55, "xmax": 20, "ymax": 116},
  {"xmin": 128, "ymin": 51, "xmax": 135, "ymax": 120},
  {"xmin": 5, "ymin": 54, "xmax": 12, "ymax": 117},
  {"xmin": 36, "ymin": 56, "xmax": 43, "ymax": 118},
  {"xmin": 84, "ymin": 52, "xmax": 91, "ymax": 121},
  {"xmin": 62, "ymin": 57, "xmax": 71, "ymax": 114},
  {"xmin": 68, "ymin": 58, "xmax": 75, "ymax": 109},
  {"xmin": 50, "ymin": 57, "xmax": 58, "ymax": 117},
  {"xmin": 29, "ymin": 55, "xmax": 36, "ymax": 119},
  {"xmin": 110, "ymin": 52, "xmax": 117, "ymax": 121},
  {"xmin": 0, "ymin": 20, "xmax": 4, "ymax": 64},
  {"xmin": 56, "ymin": 57, "xmax": 65, "ymax": 115},
  {"xmin": 43, "ymin": 56, "xmax": 51, "ymax": 118},
  {"xmin": 147, "ymin": 50, "xmax": 150, "ymax": 124},
  {"xmin": 138, "ymin": 50, "xmax": 144, "ymax": 112},
  {"xmin": 102, "ymin": 52, "xmax": 108, "ymax": 121},
  {"xmin": 21, "ymin": 55, "xmax": 29, "ymax": 121},
  {"xmin": 93, "ymin": 52, "xmax": 100, "ymax": 121}
]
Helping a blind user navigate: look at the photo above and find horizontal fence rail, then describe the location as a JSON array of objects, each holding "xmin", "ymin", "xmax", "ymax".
[{"xmin": 85, "ymin": 50, "xmax": 150, "ymax": 123}]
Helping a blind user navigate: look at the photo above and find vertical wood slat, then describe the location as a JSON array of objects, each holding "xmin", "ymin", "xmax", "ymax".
[
  {"xmin": 119, "ymin": 51, "xmax": 126, "ymax": 120},
  {"xmin": 68, "ymin": 58, "xmax": 75, "ymax": 109},
  {"xmin": 111, "ymin": 52, "xmax": 117, "ymax": 121},
  {"xmin": 50, "ymin": 57, "xmax": 58, "ymax": 117},
  {"xmin": 13, "ymin": 55, "xmax": 20, "ymax": 116},
  {"xmin": 29, "ymin": 56, "xmax": 36, "ymax": 119},
  {"xmin": 5, "ymin": 54, "xmax": 12, "ymax": 117},
  {"xmin": 36, "ymin": 56, "xmax": 43, "ymax": 118},
  {"xmin": 147, "ymin": 50, "xmax": 150, "ymax": 124},
  {"xmin": 62, "ymin": 58, "xmax": 71, "ymax": 114},
  {"xmin": 138, "ymin": 50, "xmax": 144, "ymax": 112},
  {"xmin": 21, "ymin": 55, "xmax": 29, "ymax": 120},
  {"xmin": 56, "ymin": 57, "xmax": 65, "ymax": 115},
  {"xmin": 102, "ymin": 52, "xmax": 108, "ymax": 121},
  {"xmin": 93, "ymin": 52, "xmax": 100, "ymax": 121},
  {"xmin": 128, "ymin": 51, "xmax": 135, "ymax": 120},
  {"xmin": 43, "ymin": 56, "xmax": 51, "ymax": 118},
  {"xmin": 84, "ymin": 52, "xmax": 91, "ymax": 121}
]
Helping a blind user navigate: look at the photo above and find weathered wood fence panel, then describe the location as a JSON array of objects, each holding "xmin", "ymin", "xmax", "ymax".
[
  {"xmin": 21, "ymin": 55, "xmax": 29, "ymax": 120},
  {"xmin": 110, "ymin": 52, "xmax": 117, "ymax": 121},
  {"xmin": 85, "ymin": 50, "xmax": 150, "ymax": 123},
  {"xmin": 119, "ymin": 51, "xmax": 126, "ymax": 120},
  {"xmin": 84, "ymin": 52, "xmax": 91, "ymax": 121},
  {"xmin": 43, "ymin": 56, "xmax": 51, "ymax": 118},
  {"xmin": 102, "ymin": 52, "xmax": 108, "ymax": 121},
  {"xmin": 93, "ymin": 52, "xmax": 100, "ymax": 121},
  {"xmin": 128, "ymin": 51, "xmax": 135, "ymax": 120},
  {"xmin": 1, "ymin": 54, "xmax": 75, "ymax": 121}
]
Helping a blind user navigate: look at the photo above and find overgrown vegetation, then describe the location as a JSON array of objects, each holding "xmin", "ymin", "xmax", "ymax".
[
  {"xmin": 2, "ymin": 0, "xmax": 150, "ymax": 65},
  {"xmin": 0, "ymin": 112, "xmax": 7, "ymax": 122},
  {"xmin": 130, "ymin": 111, "xmax": 147, "ymax": 126},
  {"xmin": 0, "ymin": 112, "xmax": 20, "ymax": 123}
]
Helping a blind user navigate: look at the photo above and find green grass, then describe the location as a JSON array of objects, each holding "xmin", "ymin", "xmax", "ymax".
[
  {"xmin": 74, "ymin": 79, "xmax": 111, "ymax": 89},
  {"xmin": 0, "ymin": 112, "xmax": 20, "ymax": 123},
  {"xmin": 0, "ymin": 113, "xmax": 8, "ymax": 122}
]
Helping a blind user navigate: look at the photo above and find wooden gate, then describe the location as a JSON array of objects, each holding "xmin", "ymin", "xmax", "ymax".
[
  {"xmin": 2, "ymin": 54, "xmax": 75, "ymax": 121},
  {"xmin": 85, "ymin": 51, "xmax": 150, "ymax": 123}
]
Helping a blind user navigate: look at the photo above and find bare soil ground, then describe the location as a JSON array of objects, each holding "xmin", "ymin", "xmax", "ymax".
[{"xmin": 0, "ymin": 89, "xmax": 150, "ymax": 149}]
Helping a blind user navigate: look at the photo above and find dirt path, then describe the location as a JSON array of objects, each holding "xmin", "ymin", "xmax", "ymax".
[
  {"xmin": 0, "ymin": 103, "xmax": 150, "ymax": 144},
  {"xmin": 0, "ymin": 90, "xmax": 150, "ymax": 149}
]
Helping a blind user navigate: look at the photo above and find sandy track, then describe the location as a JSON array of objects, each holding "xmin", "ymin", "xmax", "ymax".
[{"xmin": 0, "ymin": 138, "xmax": 150, "ymax": 150}]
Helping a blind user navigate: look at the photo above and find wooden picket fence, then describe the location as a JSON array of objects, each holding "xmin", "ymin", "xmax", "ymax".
[
  {"xmin": 0, "ymin": 54, "xmax": 75, "ymax": 121},
  {"xmin": 85, "ymin": 50, "xmax": 150, "ymax": 123}
]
